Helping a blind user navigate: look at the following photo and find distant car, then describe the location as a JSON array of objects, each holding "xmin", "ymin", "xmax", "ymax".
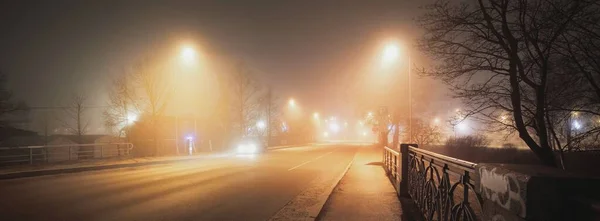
[{"xmin": 235, "ymin": 137, "xmax": 265, "ymax": 154}]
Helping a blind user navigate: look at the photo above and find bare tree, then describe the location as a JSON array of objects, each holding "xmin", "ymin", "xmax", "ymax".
[
  {"xmin": 130, "ymin": 56, "xmax": 172, "ymax": 156},
  {"xmin": 60, "ymin": 93, "xmax": 90, "ymax": 144},
  {"xmin": 0, "ymin": 73, "xmax": 28, "ymax": 127},
  {"xmin": 411, "ymin": 118, "xmax": 443, "ymax": 145},
  {"xmin": 230, "ymin": 62, "xmax": 261, "ymax": 139},
  {"xmin": 104, "ymin": 71, "xmax": 137, "ymax": 139},
  {"xmin": 417, "ymin": 0, "xmax": 599, "ymax": 167},
  {"xmin": 261, "ymin": 86, "xmax": 282, "ymax": 146}
]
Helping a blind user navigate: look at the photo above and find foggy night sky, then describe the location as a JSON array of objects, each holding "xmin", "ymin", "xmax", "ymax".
[{"xmin": 0, "ymin": 0, "xmax": 450, "ymax": 132}]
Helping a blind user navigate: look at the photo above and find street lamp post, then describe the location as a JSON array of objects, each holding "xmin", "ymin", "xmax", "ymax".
[
  {"xmin": 408, "ymin": 55, "xmax": 412, "ymax": 143},
  {"xmin": 174, "ymin": 44, "xmax": 197, "ymax": 155},
  {"xmin": 382, "ymin": 41, "xmax": 412, "ymax": 146}
]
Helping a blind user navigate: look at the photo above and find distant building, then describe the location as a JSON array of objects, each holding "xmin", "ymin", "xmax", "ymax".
[{"xmin": 0, "ymin": 127, "xmax": 38, "ymax": 142}]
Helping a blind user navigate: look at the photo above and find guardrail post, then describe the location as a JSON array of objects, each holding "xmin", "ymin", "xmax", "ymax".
[
  {"xmin": 29, "ymin": 148, "xmax": 33, "ymax": 165},
  {"xmin": 100, "ymin": 145, "xmax": 104, "ymax": 158},
  {"xmin": 399, "ymin": 144, "xmax": 412, "ymax": 197}
]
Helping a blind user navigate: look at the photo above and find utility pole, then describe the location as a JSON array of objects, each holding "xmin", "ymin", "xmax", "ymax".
[
  {"xmin": 266, "ymin": 87, "xmax": 272, "ymax": 147},
  {"xmin": 408, "ymin": 56, "xmax": 412, "ymax": 143},
  {"xmin": 194, "ymin": 117, "xmax": 198, "ymax": 153}
]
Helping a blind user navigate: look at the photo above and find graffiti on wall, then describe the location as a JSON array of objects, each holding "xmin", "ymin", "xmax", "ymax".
[{"xmin": 478, "ymin": 166, "xmax": 527, "ymax": 218}]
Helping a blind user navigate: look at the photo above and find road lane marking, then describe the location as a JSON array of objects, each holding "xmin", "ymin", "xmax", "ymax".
[{"xmin": 288, "ymin": 151, "xmax": 333, "ymax": 171}]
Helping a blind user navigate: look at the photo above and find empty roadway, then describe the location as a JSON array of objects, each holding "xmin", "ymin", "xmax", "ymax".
[{"xmin": 0, "ymin": 144, "xmax": 359, "ymax": 221}]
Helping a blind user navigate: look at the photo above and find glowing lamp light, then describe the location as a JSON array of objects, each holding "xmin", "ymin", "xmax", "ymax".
[
  {"xmin": 329, "ymin": 123, "xmax": 340, "ymax": 133},
  {"xmin": 126, "ymin": 113, "xmax": 138, "ymax": 125},
  {"xmin": 313, "ymin": 112, "xmax": 319, "ymax": 119},
  {"xmin": 433, "ymin": 118, "xmax": 440, "ymax": 124},
  {"xmin": 288, "ymin": 99, "xmax": 296, "ymax": 107},
  {"xmin": 180, "ymin": 46, "xmax": 196, "ymax": 64},
  {"xmin": 572, "ymin": 120, "xmax": 582, "ymax": 130},
  {"xmin": 381, "ymin": 43, "xmax": 400, "ymax": 67},
  {"xmin": 457, "ymin": 122, "xmax": 468, "ymax": 131},
  {"xmin": 323, "ymin": 132, "xmax": 329, "ymax": 138},
  {"xmin": 282, "ymin": 122, "xmax": 288, "ymax": 132},
  {"xmin": 186, "ymin": 136, "xmax": 194, "ymax": 141},
  {"xmin": 256, "ymin": 120, "xmax": 266, "ymax": 129}
]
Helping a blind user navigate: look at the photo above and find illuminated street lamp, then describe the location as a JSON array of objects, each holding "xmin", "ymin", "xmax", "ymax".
[
  {"xmin": 329, "ymin": 123, "xmax": 340, "ymax": 133},
  {"xmin": 380, "ymin": 40, "xmax": 413, "ymax": 143},
  {"xmin": 174, "ymin": 44, "xmax": 198, "ymax": 155},
  {"xmin": 381, "ymin": 43, "xmax": 400, "ymax": 67},
  {"xmin": 457, "ymin": 122, "xmax": 468, "ymax": 131},
  {"xmin": 256, "ymin": 120, "xmax": 266, "ymax": 130},
  {"xmin": 313, "ymin": 112, "xmax": 319, "ymax": 119},
  {"xmin": 180, "ymin": 45, "xmax": 196, "ymax": 65},
  {"xmin": 126, "ymin": 113, "xmax": 138, "ymax": 125},
  {"xmin": 572, "ymin": 120, "xmax": 582, "ymax": 130},
  {"xmin": 433, "ymin": 117, "xmax": 440, "ymax": 125},
  {"xmin": 288, "ymin": 98, "xmax": 296, "ymax": 107}
]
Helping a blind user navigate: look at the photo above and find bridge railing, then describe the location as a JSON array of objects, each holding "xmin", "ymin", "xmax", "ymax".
[
  {"xmin": 0, "ymin": 143, "xmax": 134, "ymax": 165},
  {"xmin": 385, "ymin": 143, "xmax": 600, "ymax": 221},
  {"xmin": 384, "ymin": 144, "xmax": 483, "ymax": 220}
]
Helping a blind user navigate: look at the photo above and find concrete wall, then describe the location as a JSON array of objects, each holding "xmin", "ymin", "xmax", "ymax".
[{"xmin": 475, "ymin": 164, "xmax": 600, "ymax": 221}]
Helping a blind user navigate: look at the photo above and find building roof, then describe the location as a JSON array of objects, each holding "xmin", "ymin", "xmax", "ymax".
[
  {"xmin": 0, "ymin": 135, "xmax": 46, "ymax": 147},
  {"xmin": 0, "ymin": 127, "xmax": 38, "ymax": 142}
]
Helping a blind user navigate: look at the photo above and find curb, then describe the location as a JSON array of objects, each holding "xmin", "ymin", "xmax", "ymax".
[
  {"xmin": 269, "ymin": 151, "xmax": 356, "ymax": 221},
  {"xmin": 309, "ymin": 157, "xmax": 355, "ymax": 219},
  {"xmin": 0, "ymin": 155, "xmax": 223, "ymax": 180}
]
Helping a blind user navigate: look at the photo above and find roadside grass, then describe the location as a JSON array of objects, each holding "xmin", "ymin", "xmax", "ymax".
[{"xmin": 420, "ymin": 136, "xmax": 600, "ymax": 176}]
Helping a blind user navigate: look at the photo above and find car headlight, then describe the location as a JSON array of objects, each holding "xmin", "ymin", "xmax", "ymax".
[{"xmin": 237, "ymin": 143, "xmax": 257, "ymax": 154}]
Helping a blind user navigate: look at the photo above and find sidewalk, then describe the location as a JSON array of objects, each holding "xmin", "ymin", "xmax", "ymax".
[
  {"xmin": 0, "ymin": 143, "xmax": 309, "ymax": 180},
  {"xmin": 318, "ymin": 145, "xmax": 420, "ymax": 221},
  {"xmin": 0, "ymin": 153, "xmax": 230, "ymax": 179}
]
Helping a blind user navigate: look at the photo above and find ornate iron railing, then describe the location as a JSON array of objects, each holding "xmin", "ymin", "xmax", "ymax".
[{"xmin": 384, "ymin": 144, "xmax": 483, "ymax": 221}]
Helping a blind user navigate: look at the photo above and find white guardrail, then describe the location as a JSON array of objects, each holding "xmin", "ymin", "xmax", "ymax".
[{"xmin": 0, "ymin": 143, "xmax": 134, "ymax": 165}]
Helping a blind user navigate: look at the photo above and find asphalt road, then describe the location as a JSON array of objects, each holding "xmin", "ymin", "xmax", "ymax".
[{"xmin": 0, "ymin": 144, "xmax": 358, "ymax": 221}]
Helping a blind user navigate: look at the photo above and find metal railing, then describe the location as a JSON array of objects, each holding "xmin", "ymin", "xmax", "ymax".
[
  {"xmin": 384, "ymin": 144, "xmax": 483, "ymax": 221},
  {"xmin": 0, "ymin": 143, "xmax": 134, "ymax": 165}
]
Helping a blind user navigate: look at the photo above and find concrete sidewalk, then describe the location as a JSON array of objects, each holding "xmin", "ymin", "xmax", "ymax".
[
  {"xmin": 0, "ymin": 153, "xmax": 230, "ymax": 179},
  {"xmin": 0, "ymin": 143, "xmax": 309, "ymax": 180},
  {"xmin": 318, "ymin": 145, "xmax": 420, "ymax": 221}
]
